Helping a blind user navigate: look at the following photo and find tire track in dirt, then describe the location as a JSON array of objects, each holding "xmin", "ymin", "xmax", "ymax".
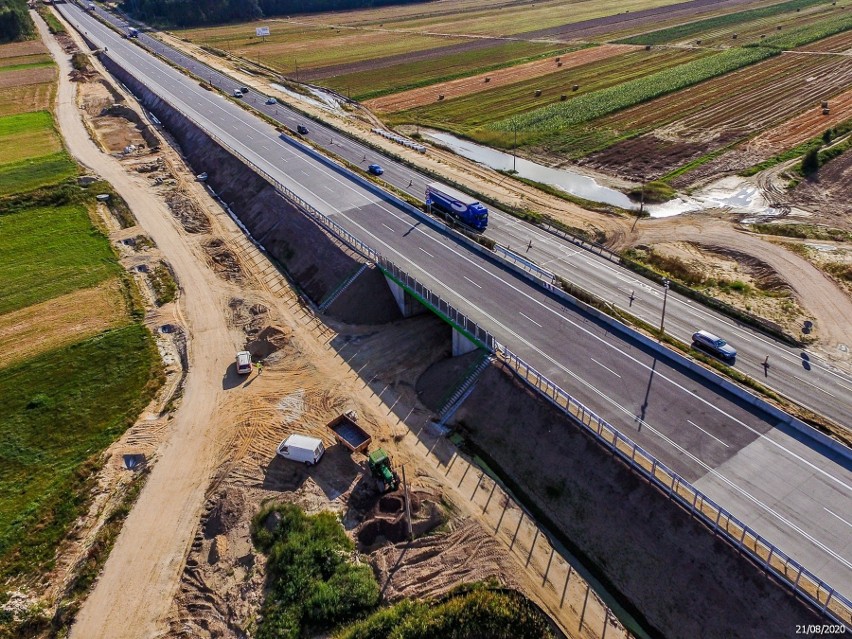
[{"xmin": 38, "ymin": 13, "xmax": 241, "ymax": 639}]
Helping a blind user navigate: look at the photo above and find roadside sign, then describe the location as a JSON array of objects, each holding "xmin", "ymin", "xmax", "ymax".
[{"xmin": 256, "ymin": 26, "xmax": 270, "ymax": 37}]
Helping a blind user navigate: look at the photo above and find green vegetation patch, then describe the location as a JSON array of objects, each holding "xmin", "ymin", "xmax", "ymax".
[
  {"xmin": 493, "ymin": 47, "xmax": 774, "ymax": 134},
  {"xmin": 402, "ymin": 48, "xmax": 706, "ymax": 137},
  {"xmin": 750, "ymin": 10, "xmax": 852, "ymax": 49},
  {"xmin": 0, "ymin": 203, "xmax": 118, "ymax": 314},
  {"xmin": 0, "ymin": 0, "xmax": 34, "ymax": 43},
  {"xmin": 336, "ymin": 585, "xmax": 555, "ymax": 639},
  {"xmin": 0, "ymin": 111, "xmax": 63, "ymax": 165},
  {"xmin": 35, "ymin": 4, "xmax": 65, "ymax": 35},
  {"xmin": 618, "ymin": 0, "xmax": 829, "ymax": 45},
  {"xmin": 0, "ymin": 324, "xmax": 162, "ymax": 582},
  {"xmin": 0, "ymin": 57, "xmax": 52, "ymax": 71},
  {"xmin": 0, "ymin": 150, "xmax": 77, "ymax": 196},
  {"xmin": 150, "ymin": 262, "xmax": 177, "ymax": 305},
  {"xmin": 252, "ymin": 503, "xmax": 380, "ymax": 639},
  {"xmin": 749, "ymin": 223, "xmax": 852, "ymax": 242}
]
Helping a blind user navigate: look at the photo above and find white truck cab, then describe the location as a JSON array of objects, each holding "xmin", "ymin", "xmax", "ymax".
[{"xmin": 277, "ymin": 434, "xmax": 325, "ymax": 466}]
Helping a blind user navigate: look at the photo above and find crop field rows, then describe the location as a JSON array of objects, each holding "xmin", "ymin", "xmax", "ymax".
[
  {"xmin": 617, "ymin": 0, "xmax": 838, "ymax": 45},
  {"xmin": 391, "ymin": 48, "xmax": 709, "ymax": 136},
  {"xmin": 365, "ymin": 44, "xmax": 641, "ymax": 112},
  {"xmin": 0, "ymin": 32, "xmax": 160, "ymax": 593},
  {"xmin": 579, "ymin": 52, "xmax": 852, "ymax": 178}
]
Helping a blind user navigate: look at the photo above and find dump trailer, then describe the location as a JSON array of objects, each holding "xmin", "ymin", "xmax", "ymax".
[
  {"xmin": 327, "ymin": 413, "xmax": 371, "ymax": 453},
  {"xmin": 426, "ymin": 182, "xmax": 488, "ymax": 231},
  {"xmin": 368, "ymin": 449, "xmax": 399, "ymax": 492}
]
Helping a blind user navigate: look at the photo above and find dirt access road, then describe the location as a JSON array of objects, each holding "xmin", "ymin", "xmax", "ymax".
[{"xmin": 37, "ymin": 14, "xmax": 240, "ymax": 639}]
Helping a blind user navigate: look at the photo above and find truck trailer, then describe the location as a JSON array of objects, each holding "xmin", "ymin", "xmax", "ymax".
[{"xmin": 425, "ymin": 183, "xmax": 488, "ymax": 232}]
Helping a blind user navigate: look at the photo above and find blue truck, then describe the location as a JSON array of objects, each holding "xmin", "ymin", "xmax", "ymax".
[{"xmin": 426, "ymin": 182, "xmax": 488, "ymax": 232}]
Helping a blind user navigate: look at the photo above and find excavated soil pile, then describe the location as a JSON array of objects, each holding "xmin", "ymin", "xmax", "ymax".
[
  {"xmin": 355, "ymin": 490, "xmax": 443, "ymax": 551},
  {"xmin": 246, "ymin": 325, "xmax": 289, "ymax": 359},
  {"xmin": 451, "ymin": 361, "xmax": 825, "ymax": 639}
]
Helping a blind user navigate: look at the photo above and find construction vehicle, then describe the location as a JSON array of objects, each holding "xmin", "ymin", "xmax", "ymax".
[
  {"xmin": 368, "ymin": 448, "xmax": 399, "ymax": 493},
  {"xmin": 328, "ymin": 413, "xmax": 371, "ymax": 453}
]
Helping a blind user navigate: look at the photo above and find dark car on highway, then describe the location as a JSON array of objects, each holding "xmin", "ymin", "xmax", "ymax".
[
  {"xmin": 368, "ymin": 164, "xmax": 384, "ymax": 175},
  {"xmin": 692, "ymin": 330, "xmax": 737, "ymax": 362},
  {"xmin": 297, "ymin": 124, "xmax": 309, "ymax": 135}
]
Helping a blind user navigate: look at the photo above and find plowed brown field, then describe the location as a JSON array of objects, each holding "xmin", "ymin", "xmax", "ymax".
[
  {"xmin": 365, "ymin": 44, "xmax": 641, "ymax": 112},
  {"xmin": 584, "ymin": 52, "xmax": 852, "ymax": 179},
  {"xmin": 746, "ymin": 86, "xmax": 852, "ymax": 157}
]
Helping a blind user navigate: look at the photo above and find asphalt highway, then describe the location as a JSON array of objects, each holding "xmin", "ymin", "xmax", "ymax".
[
  {"xmin": 60, "ymin": 3, "xmax": 852, "ymax": 596},
  {"xmin": 81, "ymin": 1, "xmax": 852, "ymax": 430}
]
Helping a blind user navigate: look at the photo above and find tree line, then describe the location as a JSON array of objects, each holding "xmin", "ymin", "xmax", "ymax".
[
  {"xmin": 0, "ymin": 0, "xmax": 34, "ymax": 43},
  {"xmin": 120, "ymin": 0, "xmax": 429, "ymax": 27}
]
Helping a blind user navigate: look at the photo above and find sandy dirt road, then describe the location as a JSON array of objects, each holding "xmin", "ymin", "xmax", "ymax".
[{"xmin": 37, "ymin": 14, "xmax": 240, "ymax": 639}]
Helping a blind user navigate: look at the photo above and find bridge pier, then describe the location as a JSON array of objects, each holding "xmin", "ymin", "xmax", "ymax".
[
  {"xmin": 384, "ymin": 275, "xmax": 428, "ymax": 318},
  {"xmin": 452, "ymin": 329, "xmax": 478, "ymax": 356}
]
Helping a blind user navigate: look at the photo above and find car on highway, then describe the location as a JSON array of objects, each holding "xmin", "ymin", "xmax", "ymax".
[
  {"xmin": 368, "ymin": 163, "xmax": 384, "ymax": 176},
  {"xmin": 265, "ymin": 97, "xmax": 277, "ymax": 105},
  {"xmin": 233, "ymin": 89, "xmax": 243, "ymax": 98},
  {"xmin": 239, "ymin": 86, "xmax": 249, "ymax": 93},
  {"xmin": 296, "ymin": 124, "xmax": 309, "ymax": 135},
  {"xmin": 692, "ymin": 330, "xmax": 737, "ymax": 362}
]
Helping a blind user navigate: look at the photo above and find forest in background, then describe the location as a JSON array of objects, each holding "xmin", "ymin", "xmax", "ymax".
[
  {"xmin": 120, "ymin": 0, "xmax": 431, "ymax": 27},
  {"xmin": 0, "ymin": 0, "xmax": 34, "ymax": 42}
]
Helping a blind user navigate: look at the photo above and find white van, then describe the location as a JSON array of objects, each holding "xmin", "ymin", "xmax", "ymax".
[
  {"xmin": 235, "ymin": 350, "xmax": 252, "ymax": 375},
  {"xmin": 277, "ymin": 434, "xmax": 325, "ymax": 466}
]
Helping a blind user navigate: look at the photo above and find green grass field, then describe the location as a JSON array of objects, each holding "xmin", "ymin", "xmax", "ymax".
[
  {"xmin": 0, "ymin": 111, "xmax": 64, "ymax": 164},
  {"xmin": 0, "ymin": 324, "xmax": 161, "ymax": 581},
  {"xmin": 0, "ymin": 54, "xmax": 52, "ymax": 70},
  {"xmin": 0, "ymin": 151, "xmax": 76, "ymax": 196},
  {"xmin": 0, "ymin": 203, "xmax": 119, "ymax": 314}
]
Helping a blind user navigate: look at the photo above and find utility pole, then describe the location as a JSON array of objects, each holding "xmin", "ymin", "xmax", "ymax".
[{"xmin": 659, "ymin": 279, "xmax": 670, "ymax": 337}]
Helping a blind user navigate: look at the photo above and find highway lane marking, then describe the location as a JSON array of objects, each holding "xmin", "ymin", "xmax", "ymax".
[
  {"xmin": 686, "ymin": 419, "xmax": 729, "ymax": 448},
  {"xmin": 836, "ymin": 380, "xmax": 852, "ymax": 394},
  {"xmin": 105, "ymin": 25, "xmax": 852, "ymax": 404},
  {"xmin": 84, "ymin": 8, "xmax": 852, "ymax": 545},
  {"xmin": 89, "ymin": 17, "xmax": 852, "ymax": 572},
  {"xmin": 381, "ymin": 223, "xmax": 395, "ymax": 233},
  {"xmin": 824, "ymin": 507, "xmax": 852, "ymax": 529},
  {"xmin": 590, "ymin": 357, "xmax": 621, "ymax": 379},
  {"xmin": 419, "ymin": 247, "xmax": 434, "ymax": 258},
  {"xmin": 463, "ymin": 276, "xmax": 481, "ymax": 289},
  {"xmin": 169, "ymin": 64, "xmax": 852, "ymax": 501},
  {"xmin": 792, "ymin": 375, "xmax": 837, "ymax": 398},
  {"xmin": 519, "ymin": 312, "xmax": 542, "ymax": 327}
]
